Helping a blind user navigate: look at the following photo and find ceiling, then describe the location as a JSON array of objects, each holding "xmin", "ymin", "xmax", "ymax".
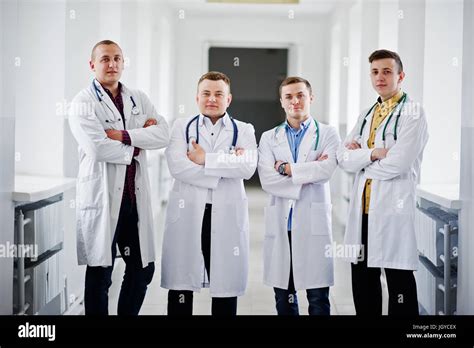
[{"xmin": 163, "ymin": 0, "xmax": 340, "ymax": 17}]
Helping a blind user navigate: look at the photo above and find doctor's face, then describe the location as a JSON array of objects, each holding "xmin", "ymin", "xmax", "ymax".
[
  {"xmin": 89, "ymin": 44, "xmax": 124, "ymax": 88},
  {"xmin": 370, "ymin": 58, "xmax": 405, "ymax": 101},
  {"xmin": 196, "ymin": 79, "xmax": 232, "ymax": 118},
  {"xmin": 280, "ymin": 82, "xmax": 314, "ymax": 121}
]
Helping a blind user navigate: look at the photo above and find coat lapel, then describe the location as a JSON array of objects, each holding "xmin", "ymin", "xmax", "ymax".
[
  {"xmin": 297, "ymin": 118, "xmax": 317, "ymax": 163},
  {"xmin": 361, "ymin": 107, "xmax": 375, "ymax": 149},
  {"xmin": 121, "ymin": 85, "xmax": 133, "ymax": 129},
  {"xmin": 94, "ymin": 80, "xmax": 123, "ymax": 122},
  {"xmin": 196, "ymin": 114, "xmax": 213, "ymax": 149},
  {"xmin": 214, "ymin": 113, "xmax": 234, "ymax": 151},
  {"xmin": 274, "ymin": 124, "xmax": 293, "ymax": 163}
]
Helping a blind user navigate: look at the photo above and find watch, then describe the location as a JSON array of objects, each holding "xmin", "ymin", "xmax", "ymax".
[{"xmin": 278, "ymin": 162, "xmax": 288, "ymax": 176}]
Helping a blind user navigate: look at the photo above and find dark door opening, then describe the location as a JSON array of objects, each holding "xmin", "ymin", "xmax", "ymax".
[{"xmin": 209, "ymin": 47, "xmax": 288, "ymax": 186}]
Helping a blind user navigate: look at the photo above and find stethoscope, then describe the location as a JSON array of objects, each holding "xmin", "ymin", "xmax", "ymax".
[
  {"xmin": 275, "ymin": 118, "xmax": 320, "ymax": 151},
  {"xmin": 185, "ymin": 114, "xmax": 239, "ymax": 152},
  {"xmin": 357, "ymin": 92, "xmax": 407, "ymax": 146},
  {"xmin": 92, "ymin": 80, "xmax": 140, "ymax": 123}
]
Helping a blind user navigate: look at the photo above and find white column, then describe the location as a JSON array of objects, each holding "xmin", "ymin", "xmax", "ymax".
[
  {"xmin": 359, "ymin": 0, "xmax": 380, "ymax": 109},
  {"xmin": 0, "ymin": 0, "xmax": 17, "ymax": 315},
  {"xmin": 398, "ymin": 0, "xmax": 425, "ymax": 104},
  {"xmin": 136, "ymin": 0, "xmax": 153, "ymax": 95},
  {"xmin": 14, "ymin": 0, "xmax": 66, "ymax": 176},
  {"xmin": 120, "ymin": 1, "xmax": 137, "ymax": 88},
  {"xmin": 328, "ymin": 22, "xmax": 341, "ymax": 128},
  {"xmin": 99, "ymin": 0, "xmax": 121, "ymax": 43},
  {"xmin": 421, "ymin": 0, "xmax": 463, "ymax": 185},
  {"xmin": 346, "ymin": 1, "xmax": 362, "ymax": 129},
  {"xmin": 457, "ymin": 0, "xmax": 474, "ymax": 315},
  {"xmin": 378, "ymin": 0, "xmax": 399, "ymax": 51}
]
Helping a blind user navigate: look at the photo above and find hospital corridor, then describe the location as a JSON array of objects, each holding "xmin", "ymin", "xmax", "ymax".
[{"xmin": 1, "ymin": 0, "xmax": 474, "ymax": 345}]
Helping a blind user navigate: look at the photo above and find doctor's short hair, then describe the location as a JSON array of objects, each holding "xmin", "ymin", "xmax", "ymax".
[
  {"xmin": 279, "ymin": 76, "xmax": 312, "ymax": 96},
  {"xmin": 369, "ymin": 49, "xmax": 404, "ymax": 73},
  {"xmin": 197, "ymin": 71, "xmax": 231, "ymax": 93},
  {"xmin": 91, "ymin": 40, "xmax": 122, "ymax": 60}
]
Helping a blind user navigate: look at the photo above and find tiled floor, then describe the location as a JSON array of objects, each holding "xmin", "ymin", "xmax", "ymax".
[{"xmin": 109, "ymin": 187, "xmax": 386, "ymax": 315}]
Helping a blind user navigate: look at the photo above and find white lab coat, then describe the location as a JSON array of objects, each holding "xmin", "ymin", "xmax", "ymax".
[
  {"xmin": 161, "ymin": 113, "xmax": 257, "ymax": 297},
  {"xmin": 258, "ymin": 119, "xmax": 340, "ymax": 290},
  {"xmin": 336, "ymin": 95, "xmax": 428, "ymax": 270},
  {"xmin": 69, "ymin": 79, "xmax": 169, "ymax": 267}
]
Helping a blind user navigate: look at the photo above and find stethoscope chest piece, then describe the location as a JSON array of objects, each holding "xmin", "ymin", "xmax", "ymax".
[{"xmin": 131, "ymin": 106, "xmax": 140, "ymax": 115}]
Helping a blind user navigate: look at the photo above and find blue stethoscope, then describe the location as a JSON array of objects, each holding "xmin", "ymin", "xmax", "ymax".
[
  {"xmin": 92, "ymin": 80, "xmax": 140, "ymax": 122},
  {"xmin": 185, "ymin": 114, "xmax": 238, "ymax": 152},
  {"xmin": 358, "ymin": 92, "xmax": 407, "ymax": 145},
  {"xmin": 275, "ymin": 118, "xmax": 320, "ymax": 151}
]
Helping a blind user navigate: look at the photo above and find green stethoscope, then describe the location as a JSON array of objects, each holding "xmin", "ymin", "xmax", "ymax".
[
  {"xmin": 357, "ymin": 92, "xmax": 407, "ymax": 146},
  {"xmin": 275, "ymin": 118, "xmax": 320, "ymax": 151}
]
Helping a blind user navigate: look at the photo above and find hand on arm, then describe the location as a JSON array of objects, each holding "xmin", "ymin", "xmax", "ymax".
[
  {"xmin": 187, "ymin": 140, "xmax": 206, "ymax": 165},
  {"xmin": 344, "ymin": 139, "xmax": 388, "ymax": 162},
  {"xmin": 274, "ymin": 160, "xmax": 290, "ymax": 176},
  {"xmin": 370, "ymin": 148, "xmax": 388, "ymax": 161},
  {"xmin": 143, "ymin": 118, "xmax": 157, "ymax": 128},
  {"xmin": 105, "ymin": 129, "xmax": 123, "ymax": 142},
  {"xmin": 274, "ymin": 152, "xmax": 328, "ymax": 177},
  {"xmin": 345, "ymin": 141, "xmax": 361, "ymax": 150},
  {"xmin": 235, "ymin": 148, "xmax": 245, "ymax": 156}
]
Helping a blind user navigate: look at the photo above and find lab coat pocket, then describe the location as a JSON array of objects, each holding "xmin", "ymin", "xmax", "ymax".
[
  {"xmin": 77, "ymin": 172, "xmax": 103, "ymax": 210},
  {"xmin": 310, "ymin": 202, "xmax": 332, "ymax": 236},
  {"xmin": 264, "ymin": 206, "xmax": 278, "ymax": 238},
  {"xmin": 165, "ymin": 191, "xmax": 181, "ymax": 225}
]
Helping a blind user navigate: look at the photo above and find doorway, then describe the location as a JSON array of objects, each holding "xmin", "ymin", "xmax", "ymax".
[{"xmin": 208, "ymin": 47, "xmax": 288, "ymax": 186}]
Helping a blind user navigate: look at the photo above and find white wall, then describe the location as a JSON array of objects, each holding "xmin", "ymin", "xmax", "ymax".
[
  {"xmin": 327, "ymin": 2, "xmax": 351, "ymax": 225},
  {"xmin": 346, "ymin": 1, "xmax": 362, "ymax": 129},
  {"xmin": 378, "ymin": 0, "xmax": 399, "ymax": 51},
  {"xmin": 0, "ymin": 0, "xmax": 17, "ymax": 315},
  {"xmin": 173, "ymin": 14, "xmax": 328, "ymax": 123},
  {"xmin": 15, "ymin": 0, "xmax": 66, "ymax": 176},
  {"xmin": 398, "ymin": 0, "xmax": 425, "ymax": 104},
  {"xmin": 421, "ymin": 0, "xmax": 463, "ymax": 185},
  {"xmin": 458, "ymin": 0, "xmax": 474, "ymax": 314}
]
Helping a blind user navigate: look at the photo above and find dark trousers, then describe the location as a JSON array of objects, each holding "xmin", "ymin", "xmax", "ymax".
[
  {"xmin": 167, "ymin": 204, "xmax": 237, "ymax": 316},
  {"xmin": 351, "ymin": 213, "xmax": 419, "ymax": 315},
  {"xmin": 273, "ymin": 230, "xmax": 330, "ymax": 316},
  {"xmin": 84, "ymin": 199, "xmax": 155, "ymax": 315}
]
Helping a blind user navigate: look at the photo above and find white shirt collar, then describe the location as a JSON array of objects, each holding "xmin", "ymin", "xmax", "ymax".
[
  {"xmin": 285, "ymin": 115, "xmax": 312, "ymax": 132},
  {"xmin": 199, "ymin": 112, "xmax": 229, "ymax": 127}
]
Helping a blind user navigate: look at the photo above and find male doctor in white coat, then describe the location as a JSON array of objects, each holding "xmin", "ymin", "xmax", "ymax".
[
  {"xmin": 258, "ymin": 76, "xmax": 340, "ymax": 315},
  {"xmin": 69, "ymin": 40, "xmax": 169, "ymax": 315},
  {"xmin": 161, "ymin": 71, "xmax": 257, "ymax": 316},
  {"xmin": 337, "ymin": 49, "xmax": 428, "ymax": 315}
]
